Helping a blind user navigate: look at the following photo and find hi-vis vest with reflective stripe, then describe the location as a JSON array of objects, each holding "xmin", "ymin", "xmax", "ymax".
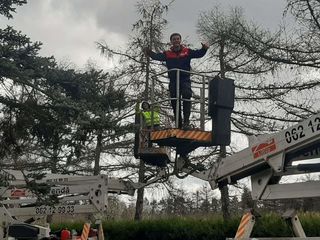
[{"xmin": 142, "ymin": 111, "xmax": 160, "ymax": 126}]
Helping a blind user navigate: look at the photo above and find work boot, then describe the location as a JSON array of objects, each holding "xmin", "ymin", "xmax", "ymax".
[{"xmin": 182, "ymin": 120, "xmax": 192, "ymax": 130}]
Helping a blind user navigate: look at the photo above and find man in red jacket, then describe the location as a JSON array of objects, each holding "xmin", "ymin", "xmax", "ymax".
[{"xmin": 145, "ymin": 33, "xmax": 209, "ymax": 128}]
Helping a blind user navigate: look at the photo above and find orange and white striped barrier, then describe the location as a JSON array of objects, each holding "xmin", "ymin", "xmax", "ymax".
[
  {"xmin": 80, "ymin": 223, "xmax": 91, "ymax": 240},
  {"xmin": 151, "ymin": 129, "xmax": 212, "ymax": 142},
  {"xmin": 235, "ymin": 211, "xmax": 255, "ymax": 240}
]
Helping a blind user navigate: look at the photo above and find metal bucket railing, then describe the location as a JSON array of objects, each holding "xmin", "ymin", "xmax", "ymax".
[{"xmin": 150, "ymin": 68, "xmax": 212, "ymax": 131}]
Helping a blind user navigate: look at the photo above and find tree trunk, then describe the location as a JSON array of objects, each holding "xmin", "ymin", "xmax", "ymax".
[
  {"xmin": 219, "ymin": 146, "xmax": 230, "ymax": 220},
  {"xmin": 134, "ymin": 43, "xmax": 150, "ymax": 221},
  {"xmin": 51, "ymin": 132, "xmax": 59, "ymax": 174},
  {"xmin": 93, "ymin": 130, "xmax": 102, "ymax": 175},
  {"xmin": 134, "ymin": 159, "xmax": 145, "ymax": 220},
  {"xmin": 218, "ymin": 39, "xmax": 230, "ymax": 220},
  {"xmin": 220, "ymin": 186, "xmax": 230, "ymax": 219}
]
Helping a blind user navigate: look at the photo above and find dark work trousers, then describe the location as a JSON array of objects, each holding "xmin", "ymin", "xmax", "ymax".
[{"xmin": 169, "ymin": 80, "xmax": 192, "ymax": 128}]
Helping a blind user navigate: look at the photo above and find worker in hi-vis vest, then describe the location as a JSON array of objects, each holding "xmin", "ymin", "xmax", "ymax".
[
  {"xmin": 139, "ymin": 101, "xmax": 160, "ymax": 129},
  {"xmin": 135, "ymin": 100, "xmax": 160, "ymax": 148}
]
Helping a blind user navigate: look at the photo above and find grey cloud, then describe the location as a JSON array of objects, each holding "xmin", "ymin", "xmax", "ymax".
[
  {"xmin": 0, "ymin": 0, "xmax": 289, "ymax": 68},
  {"xmin": 47, "ymin": 0, "xmax": 138, "ymax": 35}
]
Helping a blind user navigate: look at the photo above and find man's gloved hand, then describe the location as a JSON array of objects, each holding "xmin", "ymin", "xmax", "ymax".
[
  {"xmin": 143, "ymin": 47, "xmax": 152, "ymax": 56},
  {"xmin": 201, "ymin": 43, "xmax": 209, "ymax": 50}
]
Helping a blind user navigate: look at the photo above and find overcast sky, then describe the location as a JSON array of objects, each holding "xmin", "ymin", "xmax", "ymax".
[{"xmin": 0, "ymin": 0, "xmax": 288, "ymax": 70}]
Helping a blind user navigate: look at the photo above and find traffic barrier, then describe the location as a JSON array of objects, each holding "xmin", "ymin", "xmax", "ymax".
[
  {"xmin": 235, "ymin": 212, "xmax": 254, "ymax": 240},
  {"xmin": 80, "ymin": 223, "xmax": 90, "ymax": 240}
]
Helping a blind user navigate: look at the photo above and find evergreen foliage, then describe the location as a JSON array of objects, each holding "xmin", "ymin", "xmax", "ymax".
[{"xmin": 51, "ymin": 213, "xmax": 320, "ymax": 240}]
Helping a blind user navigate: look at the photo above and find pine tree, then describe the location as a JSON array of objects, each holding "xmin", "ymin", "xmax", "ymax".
[{"xmin": 97, "ymin": 0, "xmax": 173, "ymax": 221}]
